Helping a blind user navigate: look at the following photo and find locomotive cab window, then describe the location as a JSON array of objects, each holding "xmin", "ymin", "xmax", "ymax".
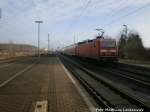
[{"xmin": 101, "ymin": 40, "xmax": 116, "ymax": 48}]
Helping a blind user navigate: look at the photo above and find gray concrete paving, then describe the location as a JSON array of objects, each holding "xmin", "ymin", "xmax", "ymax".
[
  {"xmin": 47, "ymin": 57, "xmax": 90, "ymax": 112},
  {"xmin": 0, "ymin": 56, "xmax": 90, "ymax": 112}
]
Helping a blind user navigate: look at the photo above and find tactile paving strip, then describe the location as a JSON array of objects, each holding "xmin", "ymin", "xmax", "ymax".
[{"xmin": 47, "ymin": 57, "xmax": 90, "ymax": 112}]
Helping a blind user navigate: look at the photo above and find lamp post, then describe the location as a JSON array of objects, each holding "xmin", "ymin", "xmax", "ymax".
[{"xmin": 35, "ymin": 20, "xmax": 43, "ymax": 58}]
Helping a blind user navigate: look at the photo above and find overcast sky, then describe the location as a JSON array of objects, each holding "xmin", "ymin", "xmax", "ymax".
[{"xmin": 0, "ymin": 0, "xmax": 150, "ymax": 49}]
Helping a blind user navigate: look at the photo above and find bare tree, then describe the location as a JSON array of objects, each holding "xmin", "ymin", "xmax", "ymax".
[{"xmin": 125, "ymin": 32, "xmax": 148, "ymax": 60}]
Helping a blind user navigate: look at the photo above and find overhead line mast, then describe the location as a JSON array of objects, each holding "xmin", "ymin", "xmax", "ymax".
[{"xmin": 123, "ymin": 25, "xmax": 128, "ymax": 39}]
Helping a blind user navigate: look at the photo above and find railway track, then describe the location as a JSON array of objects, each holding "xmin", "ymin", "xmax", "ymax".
[
  {"xmin": 68, "ymin": 56, "xmax": 150, "ymax": 96},
  {"xmin": 59, "ymin": 55, "xmax": 150, "ymax": 111},
  {"xmin": 99, "ymin": 66, "xmax": 150, "ymax": 86},
  {"xmin": 116, "ymin": 62, "xmax": 150, "ymax": 75},
  {"xmin": 112, "ymin": 62, "xmax": 150, "ymax": 83},
  {"xmin": 94, "ymin": 65, "xmax": 150, "ymax": 87},
  {"xmin": 73, "ymin": 57, "xmax": 150, "ymax": 86}
]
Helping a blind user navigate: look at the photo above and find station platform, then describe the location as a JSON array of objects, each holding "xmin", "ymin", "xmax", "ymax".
[
  {"xmin": 35, "ymin": 57, "xmax": 91, "ymax": 112},
  {"xmin": 0, "ymin": 56, "xmax": 92, "ymax": 112}
]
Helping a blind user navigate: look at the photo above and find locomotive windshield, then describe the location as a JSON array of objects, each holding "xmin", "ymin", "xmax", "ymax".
[{"xmin": 101, "ymin": 40, "xmax": 116, "ymax": 48}]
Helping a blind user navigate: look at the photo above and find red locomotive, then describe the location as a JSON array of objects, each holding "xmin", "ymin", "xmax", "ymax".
[{"xmin": 63, "ymin": 36, "xmax": 118, "ymax": 61}]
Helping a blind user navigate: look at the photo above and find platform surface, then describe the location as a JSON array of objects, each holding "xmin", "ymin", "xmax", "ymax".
[
  {"xmin": 47, "ymin": 57, "xmax": 90, "ymax": 112},
  {"xmin": 0, "ymin": 56, "xmax": 90, "ymax": 112}
]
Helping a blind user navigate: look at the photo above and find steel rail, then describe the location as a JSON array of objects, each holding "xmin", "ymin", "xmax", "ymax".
[
  {"xmin": 60, "ymin": 55, "xmax": 150, "ymax": 111},
  {"xmin": 60, "ymin": 57, "xmax": 111, "ymax": 108}
]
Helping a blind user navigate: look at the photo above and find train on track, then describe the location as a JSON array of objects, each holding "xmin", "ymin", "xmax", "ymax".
[{"xmin": 62, "ymin": 35, "xmax": 118, "ymax": 61}]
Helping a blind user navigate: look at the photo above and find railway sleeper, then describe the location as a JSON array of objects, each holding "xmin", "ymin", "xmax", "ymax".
[{"xmin": 73, "ymin": 65, "xmax": 138, "ymax": 109}]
